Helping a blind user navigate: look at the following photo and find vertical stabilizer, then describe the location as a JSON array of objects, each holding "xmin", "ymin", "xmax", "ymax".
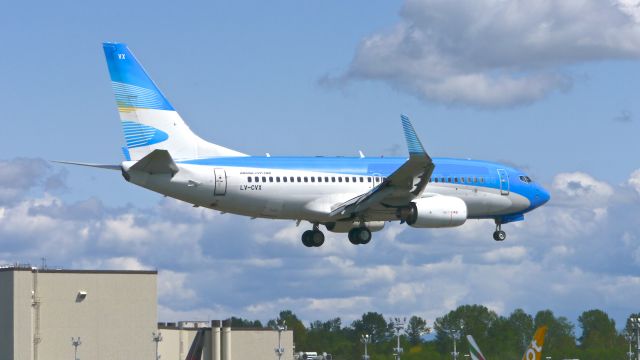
[
  {"xmin": 521, "ymin": 326, "xmax": 547, "ymax": 360},
  {"xmin": 466, "ymin": 335, "xmax": 487, "ymax": 360},
  {"xmin": 102, "ymin": 42, "xmax": 246, "ymax": 161}
]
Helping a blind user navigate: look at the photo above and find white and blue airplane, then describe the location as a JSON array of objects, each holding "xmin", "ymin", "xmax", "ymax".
[{"xmin": 59, "ymin": 42, "xmax": 550, "ymax": 247}]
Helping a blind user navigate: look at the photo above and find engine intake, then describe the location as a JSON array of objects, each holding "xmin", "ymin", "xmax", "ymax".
[{"xmin": 399, "ymin": 196, "xmax": 467, "ymax": 228}]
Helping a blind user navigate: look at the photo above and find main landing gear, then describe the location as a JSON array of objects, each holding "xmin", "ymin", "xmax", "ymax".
[
  {"xmin": 301, "ymin": 225, "xmax": 325, "ymax": 247},
  {"xmin": 493, "ymin": 222, "xmax": 506, "ymax": 241},
  {"xmin": 348, "ymin": 227, "xmax": 372, "ymax": 245}
]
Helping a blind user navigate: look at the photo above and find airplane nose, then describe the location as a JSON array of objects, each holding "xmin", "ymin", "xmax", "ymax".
[{"xmin": 533, "ymin": 185, "xmax": 550, "ymax": 208}]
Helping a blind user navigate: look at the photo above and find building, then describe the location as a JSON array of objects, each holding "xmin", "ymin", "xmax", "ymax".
[
  {"xmin": 158, "ymin": 320, "xmax": 295, "ymax": 360},
  {"xmin": 0, "ymin": 265, "xmax": 157, "ymax": 360},
  {"xmin": 0, "ymin": 265, "xmax": 294, "ymax": 360}
]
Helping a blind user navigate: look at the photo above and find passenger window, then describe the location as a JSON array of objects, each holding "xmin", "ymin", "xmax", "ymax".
[
  {"xmin": 290, "ymin": 177, "xmax": 294, "ymax": 182},
  {"xmin": 468, "ymin": 177, "xmax": 472, "ymax": 183},
  {"xmin": 434, "ymin": 178, "xmax": 438, "ymax": 183},
  {"xmin": 248, "ymin": 177, "xmax": 252, "ymax": 183},
  {"xmin": 454, "ymin": 177, "xmax": 458, "ymax": 183},
  {"xmin": 276, "ymin": 177, "xmax": 281, "ymax": 183},
  {"xmin": 325, "ymin": 177, "xmax": 329, "ymax": 182},
  {"xmin": 360, "ymin": 177, "xmax": 364, "ymax": 182},
  {"xmin": 480, "ymin": 177, "xmax": 484, "ymax": 183},
  {"xmin": 375, "ymin": 177, "xmax": 380, "ymax": 182},
  {"xmin": 304, "ymin": 177, "xmax": 308, "ymax": 183},
  {"xmin": 448, "ymin": 177, "xmax": 452, "ymax": 183},
  {"xmin": 338, "ymin": 177, "xmax": 343, "ymax": 182},
  {"xmin": 345, "ymin": 177, "xmax": 350, "ymax": 183},
  {"xmin": 367, "ymin": 177, "xmax": 372, "ymax": 182},
  {"xmin": 441, "ymin": 177, "xmax": 445, "ymax": 183},
  {"xmin": 262, "ymin": 176, "xmax": 267, "ymax": 182},
  {"xmin": 331, "ymin": 177, "xmax": 336, "ymax": 182},
  {"xmin": 460, "ymin": 177, "xmax": 465, "ymax": 183},
  {"xmin": 474, "ymin": 177, "xmax": 477, "ymax": 183},
  {"xmin": 352, "ymin": 177, "xmax": 357, "ymax": 182},
  {"xmin": 311, "ymin": 177, "xmax": 315, "ymax": 182},
  {"xmin": 283, "ymin": 177, "xmax": 287, "ymax": 183},
  {"xmin": 297, "ymin": 176, "xmax": 301, "ymax": 182},
  {"xmin": 269, "ymin": 177, "xmax": 273, "ymax": 182},
  {"xmin": 318, "ymin": 177, "xmax": 322, "ymax": 182},
  {"xmin": 255, "ymin": 176, "xmax": 259, "ymax": 182}
]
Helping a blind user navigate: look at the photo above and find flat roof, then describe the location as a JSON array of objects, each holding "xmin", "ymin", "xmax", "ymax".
[{"xmin": 0, "ymin": 266, "xmax": 157, "ymax": 275}]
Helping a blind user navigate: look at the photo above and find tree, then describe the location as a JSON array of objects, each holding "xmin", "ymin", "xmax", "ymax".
[
  {"xmin": 351, "ymin": 312, "xmax": 393, "ymax": 344},
  {"xmin": 534, "ymin": 309, "xmax": 577, "ymax": 358},
  {"xmin": 406, "ymin": 316, "xmax": 430, "ymax": 345},
  {"xmin": 506, "ymin": 308, "xmax": 534, "ymax": 351},
  {"xmin": 577, "ymin": 309, "xmax": 625, "ymax": 360},
  {"xmin": 434, "ymin": 305, "xmax": 498, "ymax": 354},
  {"xmin": 229, "ymin": 316, "xmax": 262, "ymax": 328},
  {"xmin": 269, "ymin": 310, "xmax": 308, "ymax": 349}
]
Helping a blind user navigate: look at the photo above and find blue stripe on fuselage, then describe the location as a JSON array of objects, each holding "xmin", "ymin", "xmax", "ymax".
[{"xmin": 179, "ymin": 156, "xmax": 519, "ymax": 193}]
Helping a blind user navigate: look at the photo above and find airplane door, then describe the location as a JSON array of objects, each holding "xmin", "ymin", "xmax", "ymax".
[
  {"xmin": 214, "ymin": 168, "xmax": 227, "ymax": 196},
  {"xmin": 497, "ymin": 169, "xmax": 509, "ymax": 195}
]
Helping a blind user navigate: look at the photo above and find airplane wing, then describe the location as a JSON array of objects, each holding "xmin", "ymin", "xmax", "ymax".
[{"xmin": 329, "ymin": 115, "xmax": 434, "ymax": 219}]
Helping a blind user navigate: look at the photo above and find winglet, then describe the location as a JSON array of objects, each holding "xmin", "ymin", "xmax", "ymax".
[{"xmin": 401, "ymin": 115, "xmax": 427, "ymax": 156}]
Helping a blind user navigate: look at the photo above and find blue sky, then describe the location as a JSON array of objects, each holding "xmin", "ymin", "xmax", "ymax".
[{"xmin": 2, "ymin": 0, "xmax": 640, "ymax": 330}]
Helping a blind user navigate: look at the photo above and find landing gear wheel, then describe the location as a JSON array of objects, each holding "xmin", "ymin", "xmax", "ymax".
[
  {"xmin": 301, "ymin": 230, "xmax": 315, "ymax": 247},
  {"xmin": 348, "ymin": 228, "xmax": 372, "ymax": 245},
  {"xmin": 358, "ymin": 228, "xmax": 372, "ymax": 244},
  {"xmin": 493, "ymin": 230, "xmax": 506, "ymax": 241},
  {"xmin": 348, "ymin": 228, "xmax": 359, "ymax": 245},
  {"xmin": 311, "ymin": 230, "xmax": 325, "ymax": 247}
]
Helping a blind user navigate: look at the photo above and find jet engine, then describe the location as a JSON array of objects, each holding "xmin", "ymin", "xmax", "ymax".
[
  {"xmin": 398, "ymin": 196, "xmax": 467, "ymax": 228},
  {"xmin": 325, "ymin": 221, "xmax": 385, "ymax": 233}
]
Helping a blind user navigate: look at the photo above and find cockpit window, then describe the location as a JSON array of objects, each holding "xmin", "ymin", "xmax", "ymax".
[{"xmin": 519, "ymin": 175, "xmax": 532, "ymax": 183}]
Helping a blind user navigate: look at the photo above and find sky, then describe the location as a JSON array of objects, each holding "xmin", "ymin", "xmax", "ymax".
[{"xmin": 2, "ymin": 0, "xmax": 640, "ymax": 331}]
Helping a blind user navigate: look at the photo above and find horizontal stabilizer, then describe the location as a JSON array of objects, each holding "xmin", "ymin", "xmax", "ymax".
[
  {"xmin": 130, "ymin": 149, "xmax": 178, "ymax": 174},
  {"xmin": 52, "ymin": 160, "xmax": 120, "ymax": 171}
]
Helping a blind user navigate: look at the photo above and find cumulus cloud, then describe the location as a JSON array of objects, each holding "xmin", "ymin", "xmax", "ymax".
[
  {"xmin": 330, "ymin": 0, "xmax": 640, "ymax": 107},
  {"xmin": 4, "ymin": 157, "xmax": 640, "ymax": 326}
]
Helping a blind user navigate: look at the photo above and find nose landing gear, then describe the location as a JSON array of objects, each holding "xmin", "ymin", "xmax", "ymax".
[{"xmin": 493, "ymin": 222, "xmax": 506, "ymax": 241}]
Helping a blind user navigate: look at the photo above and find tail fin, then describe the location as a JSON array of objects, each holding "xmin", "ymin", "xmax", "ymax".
[
  {"xmin": 521, "ymin": 326, "xmax": 548, "ymax": 360},
  {"xmin": 102, "ymin": 42, "xmax": 246, "ymax": 161},
  {"xmin": 466, "ymin": 335, "xmax": 487, "ymax": 360}
]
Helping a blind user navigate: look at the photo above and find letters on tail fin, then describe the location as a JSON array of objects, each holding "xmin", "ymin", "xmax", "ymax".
[
  {"xmin": 102, "ymin": 42, "xmax": 246, "ymax": 161},
  {"xmin": 521, "ymin": 326, "xmax": 548, "ymax": 360},
  {"xmin": 466, "ymin": 335, "xmax": 487, "ymax": 360}
]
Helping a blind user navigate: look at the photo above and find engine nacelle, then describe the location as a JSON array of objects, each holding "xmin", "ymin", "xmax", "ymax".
[
  {"xmin": 325, "ymin": 221, "xmax": 385, "ymax": 233},
  {"xmin": 399, "ymin": 196, "xmax": 467, "ymax": 228}
]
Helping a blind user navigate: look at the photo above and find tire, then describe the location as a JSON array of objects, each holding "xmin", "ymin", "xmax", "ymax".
[
  {"xmin": 311, "ymin": 230, "xmax": 325, "ymax": 247},
  {"xmin": 497, "ymin": 230, "xmax": 506, "ymax": 241},
  {"xmin": 358, "ymin": 228, "xmax": 372, "ymax": 244},
  {"xmin": 301, "ymin": 230, "xmax": 314, "ymax": 247},
  {"xmin": 348, "ymin": 228, "xmax": 360, "ymax": 245}
]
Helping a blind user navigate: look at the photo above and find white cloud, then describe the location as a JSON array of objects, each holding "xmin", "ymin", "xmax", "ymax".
[
  {"xmin": 552, "ymin": 172, "xmax": 614, "ymax": 206},
  {"xmin": 482, "ymin": 246, "xmax": 527, "ymax": 263},
  {"xmin": 332, "ymin": 0, "xmax": 640, "ymax": 107}
]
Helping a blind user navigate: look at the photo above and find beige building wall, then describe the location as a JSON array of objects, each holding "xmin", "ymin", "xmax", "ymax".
[
  {"xmin": 158, "ymin": 322, "xmax": 294, "ymax": 360},
  {"xmin": 0, "ymin": 267, "xmax": 157, "ymax": 360},
  {"xmin": 230, "ymin": 328, "xmax": 294, "ymax": 360}
]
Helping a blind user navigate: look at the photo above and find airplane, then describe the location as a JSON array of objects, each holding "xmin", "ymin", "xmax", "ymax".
[
  {"xmin": 467, "ymin": 326, "xmax": 548, "ymax": 360},
  {"xmin": 57, "ymin": 42, "xmax": 550, "ymax": 247}
]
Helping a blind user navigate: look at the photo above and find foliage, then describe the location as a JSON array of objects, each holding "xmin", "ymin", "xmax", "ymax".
[{"xmin": 247, "ymin": 306, "xmax": 635, "ymax": 359}]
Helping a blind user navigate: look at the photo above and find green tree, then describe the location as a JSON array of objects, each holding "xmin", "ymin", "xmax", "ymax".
[
  {"xmin": 434, "ymin": 305, "xmax": 498, "ymax": 354},
  {"xmin": 406, "ymin": 315, "xmax": 430, "ymax": 345},
  {"xmin": 351, "ymin": 312, "xmax": 392, "ymax": 344},
  {"xmin": 534, "ymin": 309, "xmax": 577, "ymax": 358},
  {"xmin": 507, "ymin": 308, "xmax": 534, "ymax": 350},
  {"xmin": 229, "ymin": 316, "xmax": 262, "ymax": 328},
  {"xmin": 269, "ymin": 310, "xmax": 308, "ymax": 350},
  {"xmin": 577, "ymin": 309, "xmax": 625, "ymax": 360}
]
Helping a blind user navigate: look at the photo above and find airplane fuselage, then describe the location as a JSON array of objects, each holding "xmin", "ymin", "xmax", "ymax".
[{"xmin": 123, "ymin": 156, "xmax": 549, "ymax": 224}]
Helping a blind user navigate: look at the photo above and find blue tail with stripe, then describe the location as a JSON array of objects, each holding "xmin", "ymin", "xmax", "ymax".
[{"xmin": 102, "ymin": 42, "xmax": 246, "ymax": 161}]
